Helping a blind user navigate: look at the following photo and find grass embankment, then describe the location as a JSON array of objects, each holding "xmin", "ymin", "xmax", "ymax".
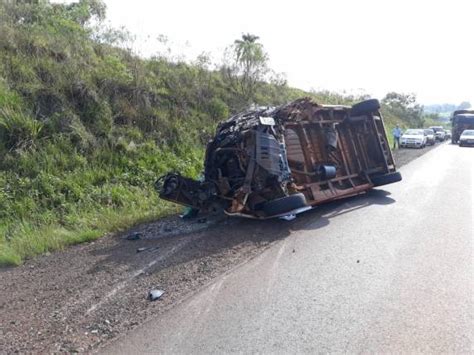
[{"xmin": 0, "ymin": 1, "xmax": 417, "ymax": 266}]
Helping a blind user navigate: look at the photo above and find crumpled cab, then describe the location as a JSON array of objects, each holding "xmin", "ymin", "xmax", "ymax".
[{"xmin": 156, "ymin": 98, "xmax": 402, "ymax": 219}]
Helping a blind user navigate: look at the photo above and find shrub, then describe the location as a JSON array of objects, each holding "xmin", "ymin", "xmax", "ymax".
[{"xmin": 0, "ymin": 108, "xmax": 43, "ymax": 150}]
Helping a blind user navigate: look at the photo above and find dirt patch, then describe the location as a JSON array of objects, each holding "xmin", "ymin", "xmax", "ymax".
[{"xmin": 0, "ymin": 143, "xmax": 443, "ymax": 353}]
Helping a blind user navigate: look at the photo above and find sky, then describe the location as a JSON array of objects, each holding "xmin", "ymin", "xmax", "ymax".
[{"xmin": 56, "ymin": 0, "xmax": 474, "ymax": 105}]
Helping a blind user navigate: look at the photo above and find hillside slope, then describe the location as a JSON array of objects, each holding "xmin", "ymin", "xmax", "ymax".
[{"xmin": 0, "ymin": 1, "xmax": 411, "ymax": 265}]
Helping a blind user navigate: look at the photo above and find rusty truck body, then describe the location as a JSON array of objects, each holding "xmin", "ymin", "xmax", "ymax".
[{"xmin": 156, "ymin": 98, "xmax": 401, "ymax": 219}]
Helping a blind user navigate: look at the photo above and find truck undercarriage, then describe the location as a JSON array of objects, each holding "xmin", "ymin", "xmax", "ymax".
[{"xmin": 156, "ymin": 98, "xmax": 401, "ymax": 219}]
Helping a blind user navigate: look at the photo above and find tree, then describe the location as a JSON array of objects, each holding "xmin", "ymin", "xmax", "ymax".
[
  {"xmin": 458, "ymin": 101, "xmax": 471, "ymax": 110},
  {"xmin": 382, "ymin": 92, "xmax": 424, "ymax": 127},
  {"xmin": 222, "ymin": 33, "xmax": 269, "ymax": 108}
]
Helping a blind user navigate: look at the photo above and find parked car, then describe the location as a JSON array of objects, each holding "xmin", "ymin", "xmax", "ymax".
[
  {"xmin": 423, "ymin": 128, "xmax": 436, "ymax": 145},
  {"xmin": 400, "ymin": 129, "xmax": 427, "ymax": 148},
  {"xmin": 459, "ymin": 129, "xmax": 474, "ymax": 147},
  {"xmin": 156, "ymin": 98, "xmax": 401, "ymax": 219},
  {"xmin": 429, "ymin": 126, "xmax": 446, "ymax": 141}
]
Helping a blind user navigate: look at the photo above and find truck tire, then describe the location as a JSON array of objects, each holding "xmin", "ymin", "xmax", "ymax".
[
  {"xmin": 350, "ymin": 99, "xmax": 381, "ymax": 116},
  {"xmin": 262, "ymin": 193, "xmax": 307, "ymax": 217},
  {"xmin": 370, "ymin": 171, "xmax": 402, "ymax": 187}
]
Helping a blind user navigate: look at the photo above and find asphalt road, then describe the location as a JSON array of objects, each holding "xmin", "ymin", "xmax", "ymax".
[{"xmin": 103, "ymin": 143, "xmax": 473, "ymax": 354}]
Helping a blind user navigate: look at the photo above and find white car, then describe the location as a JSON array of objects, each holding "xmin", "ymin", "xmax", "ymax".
[
  {"xmin": 429, "ymin": 126, "xmax": 446, "ymax": 141},
  {"xmin": 459, "ymin": 129, "xmax": 474, "ymax": 147},
  {"xmin": 400, "ymin": 129, "xmax": 427, "ymax": 148},
  {"xmin": 423, "ymin": 128, "xmax": 436, "ymax": 145}
]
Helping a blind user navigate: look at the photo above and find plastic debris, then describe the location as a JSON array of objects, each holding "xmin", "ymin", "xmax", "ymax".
[
  {"xmin": 180, "ymin": 206, "xmax": 199, "ymax": 219},
  {"xmin": 148, "ymin": 289, "xmax": 165, "ymax": 301},
  {"xmin": 137, "ymin": 246, "xmax": 159, "ymax": 253}
]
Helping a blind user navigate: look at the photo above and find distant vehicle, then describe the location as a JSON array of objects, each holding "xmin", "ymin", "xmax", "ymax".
[
  {"xmin": 400, "ymin": 129, "xmax": 427, "ymax": 148},
  {"xmin": 445, "ymin": 129, "xmax": 452, "ymax": 140},
  {"xmin": 157, "ymin": 98, "xmax": 401, "ymax": 219},
  {"xmin": 423, "ymin": 128, "xmax": 436, "ymax": 145},
  {"xmin": 459, "ymin": 129, "xmax": 474, "ymax": 147},
  {"xmin": 452, "ymin": 110, "xmax": 474, "ymax": 144},
  {"xmin": 429, "ymin": 126, "xmax": 446, "ymax": 141}
]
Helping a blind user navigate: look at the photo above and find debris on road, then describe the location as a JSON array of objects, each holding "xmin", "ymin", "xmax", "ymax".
[
  {"xmin": 279, "ymin": 214, "xmax": 296, "ymax": 221},
  {"xmin": 148, "ymin": 289, "xmax": 165, "ymax": 301},
  {"xmin": 126, "ymin": 232, "xmax": 142, "ymax": 241},
  {"xmin": 136, "ymin": 246, "xmax": 159, "ymax": 253},
  {"xmin": 180, "ymin": 206, "xmax": 199, "ymax": 219}
]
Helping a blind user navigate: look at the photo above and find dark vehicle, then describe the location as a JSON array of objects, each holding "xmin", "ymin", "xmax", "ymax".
[
  {"xmin": 452, "ymin": 110, "xmax": 474, "ymax": 144},
  {"xmin": 459, "ymin": 129, "xmax": 474, "ymax": 147},
  {"xmin": 156, "ymin": 98, "xmax": 401, "ymax": 219}
]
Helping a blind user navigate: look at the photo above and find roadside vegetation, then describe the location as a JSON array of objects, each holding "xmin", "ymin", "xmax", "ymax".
[{"xmin": 0, "ymin": 0, "xmax": 436, "ymax": 265}]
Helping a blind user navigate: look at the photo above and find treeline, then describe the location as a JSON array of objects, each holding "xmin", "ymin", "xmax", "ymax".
[
  {"xmin": 424, "ymin": 102, "xmax": 471, "ymax": 115},
  {"xmin": 0, "ymin": 0, "xmax": 429, "ymax": 265}
]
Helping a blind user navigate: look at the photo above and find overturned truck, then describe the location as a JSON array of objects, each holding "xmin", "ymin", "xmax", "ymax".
[{"xmin": 156, "ymin": 98, "xmax": 401, "ymax": 219}]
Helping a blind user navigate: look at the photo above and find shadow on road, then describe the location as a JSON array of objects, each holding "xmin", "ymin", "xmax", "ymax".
[{"xmin": 89, "ymin": 187, "xmax": 396, "ymax": 274}]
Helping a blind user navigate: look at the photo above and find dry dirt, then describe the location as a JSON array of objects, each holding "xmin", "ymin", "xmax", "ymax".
[{"xmin": 0, "ymin": 142, "xmax": 445, "ymax": 353}]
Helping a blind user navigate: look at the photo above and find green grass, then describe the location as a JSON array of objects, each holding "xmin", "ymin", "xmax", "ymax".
[
  {"xmin": 0, "ymin": 202, "xmax": 178, "ymax": 266},
  {"xmin": 0, "ymin": 135, "xmax": 199, "ymax": 266}
]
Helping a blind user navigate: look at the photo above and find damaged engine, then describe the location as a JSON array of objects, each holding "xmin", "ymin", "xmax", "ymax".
[{"xmin": 157, "ymin": 106, "xmax": 295, "ymax": 217}]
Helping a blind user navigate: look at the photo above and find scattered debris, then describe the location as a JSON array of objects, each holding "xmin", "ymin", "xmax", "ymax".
[
  {"xmin": 279, "ymin": 214, "xmax": 296, "ymax": 221},
  {"xmin": 136, "ymin": 247, "xmax": 159, "ymax": 253},
  {"xmin": 180, "ymin": 206, "xmax": 199, "ymax": 219},
  {"xmin": 148, "ymin": 289, "xmax": 165, "ymax": 301},
  {"xmin": 126, "ymin": 232, "xmax": 142, "ymax": 241},
  {"xmin": 197, "ymin": 218, "xmax": 207, "ymax": 224}
]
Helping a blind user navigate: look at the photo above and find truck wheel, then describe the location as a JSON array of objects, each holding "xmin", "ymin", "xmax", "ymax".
[
  {"xmin": 262, "ymin": 193, "xmax": 307, "ymax": 217},
  {"xmin": 370, "ymin": 172, "xmax": 402, "ymax": 187},
  {"xmin": 350, "ymin": 99, "xmax": 381, "ymax": 116}
]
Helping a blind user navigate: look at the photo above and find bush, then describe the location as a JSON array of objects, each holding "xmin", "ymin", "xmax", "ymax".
[{"xmin": 0, "ymin": 108, "xmax": 43, "ymax": 150}]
